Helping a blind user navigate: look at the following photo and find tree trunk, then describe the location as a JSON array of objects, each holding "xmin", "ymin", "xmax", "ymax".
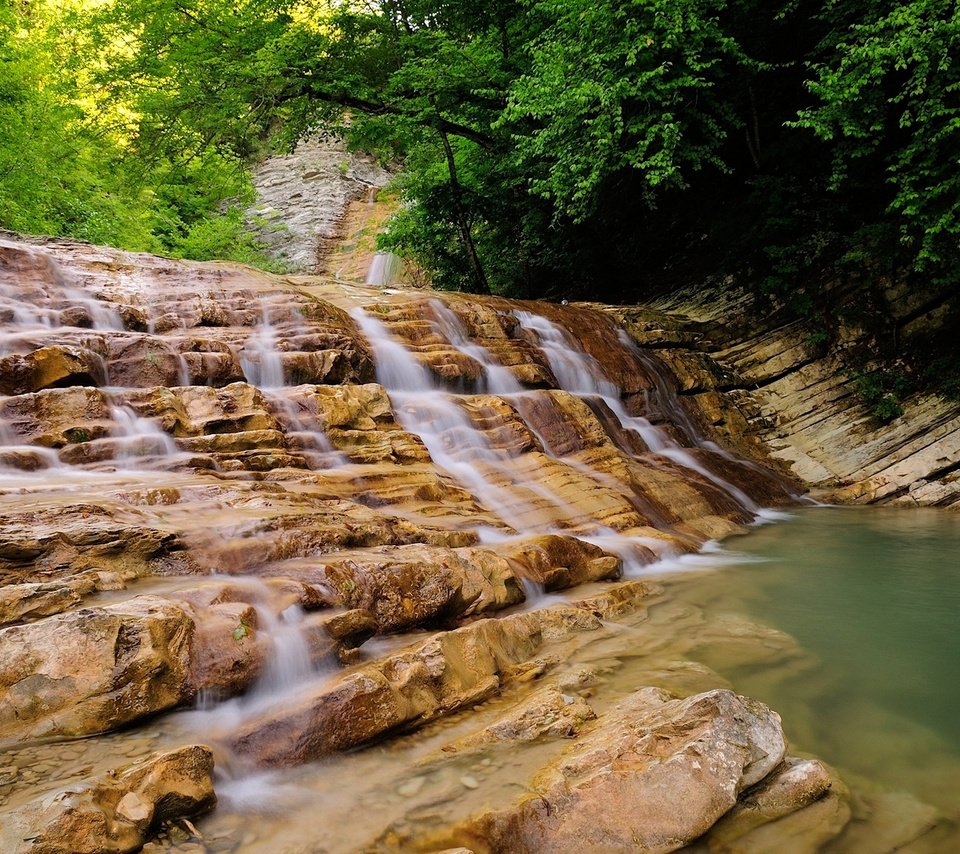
[{"xmin": 439, "ymin": 129, "xmax": 491, "ymax": 295}]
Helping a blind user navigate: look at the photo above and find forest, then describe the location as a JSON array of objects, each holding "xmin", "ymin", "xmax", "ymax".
[{"xmin": 3, "ymin": 1, "xmax": 959, "ymax": 346}]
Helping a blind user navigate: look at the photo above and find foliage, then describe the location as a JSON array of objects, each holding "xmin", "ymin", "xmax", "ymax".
[
  {"xmin": 849, "ymin": 368, "xmax": 912, "ymax": 423},
  {"xmin": 0, "ymin": 0, "xmax": 279, "ymax": 268},
  {"xmin": 795, "ymin": 0, "xmax": 960, "ymax": 272}
]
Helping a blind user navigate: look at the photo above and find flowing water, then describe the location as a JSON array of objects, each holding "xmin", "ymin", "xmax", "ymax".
[
  {"xmin": 3, "ymin": 237, "xmax": 958, "ymax": 852},
  {"xmin": 10, "ymin": 507, "xmax": 950, "ymax": 852}
]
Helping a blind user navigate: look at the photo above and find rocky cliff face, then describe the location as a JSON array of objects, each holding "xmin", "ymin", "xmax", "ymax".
[
  {"xmin": 612, "ymin": 284, "xmax": 960, "ymax": 509},
  {"xmin": 248, "ymin": 138, "xmax": 392, "ymax": 274},
  {"xmin": 0, "ymin": 233, "xmax": 950, "ymax": 852}
]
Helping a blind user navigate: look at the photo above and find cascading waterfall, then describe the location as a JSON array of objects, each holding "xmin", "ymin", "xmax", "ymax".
[
  {"xmin": 513, "ymin": 310, "xmax": 759, "ymax": 512},
  {"xmin": 239, "ymin": 304, "xmax": 344, "ymax": 468},
  {"xmin": 426, "ymin": 301, "xmax": 679, "ymax": 532},
  {"xmin": 0, "ymin": 237, "xmax": 805, "ymax": 829},
  {"xmin": 429, "ymin": 300, "xmax": 522, "ymax": 395},
  {"xmin": 365, "ymin": 252, "xmax": 403, "ymax": 287},
  {"xmin": 108, "ymin": 403, "xmax": 181, "ymax": 464},
  {"xmin": 239, "ymin": 307, "xmax": 287, "ymax": 390},
  {"xmin": 350, "ymin": 306, "xmax": 570, "ymax": 528}
]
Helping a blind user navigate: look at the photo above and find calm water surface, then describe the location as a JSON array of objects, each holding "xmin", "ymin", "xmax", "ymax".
[{"xmin": 666, "ymin": 506, "xmax": 960, "ymax": 814}]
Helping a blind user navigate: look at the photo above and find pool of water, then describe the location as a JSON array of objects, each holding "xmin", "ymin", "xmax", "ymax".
[{"xmin": 665, "ymin": 506, "xmax": 960, "ymax": 817}]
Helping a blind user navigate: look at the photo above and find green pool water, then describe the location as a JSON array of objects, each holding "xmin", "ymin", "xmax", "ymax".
[{"xmin": 667, "ymin": 506, "xmax": 960, "ymax": 816}]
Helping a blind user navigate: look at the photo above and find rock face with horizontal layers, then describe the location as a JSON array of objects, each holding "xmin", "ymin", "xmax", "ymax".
[{"xmin": 619, "ymin": 280, "xmax": 960, "ymax": 507}]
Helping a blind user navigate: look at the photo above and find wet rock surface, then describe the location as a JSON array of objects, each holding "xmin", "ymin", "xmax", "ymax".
[
  {"xmin": 430, "ymin": 688, "xmax": 789, "ymax": 854},
  {"xmin": 622, "ymin": 284, "xmax": 960, "ymax": 508},
  {"xmin": 2, "ymin": 232, "xmax": 946, "ymax": 852},
  {"xmin": 0, "ymin": 745, "xmax": 216, "ymax": 854}
]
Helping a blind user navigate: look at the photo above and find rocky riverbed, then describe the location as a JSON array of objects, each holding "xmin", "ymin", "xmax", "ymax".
[{"xmin": 0, "ymin": 232, "xmax": 952, "ymax": 852}]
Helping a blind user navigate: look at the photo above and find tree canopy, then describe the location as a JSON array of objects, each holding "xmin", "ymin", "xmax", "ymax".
[{"xmin": 2, "ymin": 0, "xmax": 960, "ymax": 318}]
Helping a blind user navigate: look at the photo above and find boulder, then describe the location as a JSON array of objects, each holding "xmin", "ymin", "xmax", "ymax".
[
  {"xmin": 0, "ymin": 346, "xmax": 106, "ymax": 395},
  {"xmin": 694, "ymin": 757, "xmax": 851, "ymax": 853},
  {"xmin": 0, "ymin": 596, "xmax": 193, "ymax": 741},
  {"xmin": 0, "ymin": 745, "xmax": 216, "ymax": 854},
  {"xmin": 442, "ymin": 688, "xmax": 787, "ymax": 854}
]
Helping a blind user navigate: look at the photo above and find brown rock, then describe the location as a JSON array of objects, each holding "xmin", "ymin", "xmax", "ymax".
[
  {"xmin": 435, "ymin": 685, "xmax": 596, "ymax": 758},
  {"xmin": 696, "ymin": 757, "xmax": 850, "ymax": 852},
  {"xmin": 439, "ymin": 688, "xmax": 786, "ymax": 854},
  {"xmin": 0, "ymin": 745, "xmax": 216, "ymax": 854},
  {"xmin": 0, "ymin": 596, "xmax": 193, "ymax": 741},
  {"xmin": 0, "ymin": 346, "xmax": 106, "ymax": 395},
  {"xmin": 229, "ymin": 612, "xmax": 544, "ymax": 765},
  {"xmin": 502, "ymin": 534, "xmax": 622, "ymax": 591}
]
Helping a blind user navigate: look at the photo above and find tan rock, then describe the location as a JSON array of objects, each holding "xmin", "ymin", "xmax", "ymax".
[
  {"xmin": 0, "ymin": 571, "xmax": 104, "ymax": 626},
  {"xmin": 0, "ymin": 386, "xmax": 111, "ymax": 449},
  {"xmin": 697, "ymin": 757, "xmax": 850, "ymax": 852},
  {"xmin": 501, "ymin": 534, "xmax": 622, "ymax": 591},
  {"xmin": 229, "ymin": 612, "xmax": 545, "ymax": 765},
  {"xmin": 0, "ymin": 596, "xmax": 193, "ymax": 741},
  {"xmin": 0, "ymin": 745, "xmax": 216, "ymax": 854},
  {"xmin": 435, "ymin": 688, "xmax": 787, "ymax": 854},
  {"xmin": 0, "ymin": 346, "xmax": 106, "ymax": 395},
  {"xmin": 434, "ymin": 685, "xmax": 596, "ymax": 758}
]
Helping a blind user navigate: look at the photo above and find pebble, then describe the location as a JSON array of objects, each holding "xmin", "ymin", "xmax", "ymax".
[
  {"xmin": 459, "ymin": 775, "xmax": 479, "ymax": 790},
  {"xmin": 397, "ymin": 776, "xmax": 426, "ymax": 797}
]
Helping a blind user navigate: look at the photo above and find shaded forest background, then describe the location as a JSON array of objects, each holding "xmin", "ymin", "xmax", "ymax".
[{"xmin": 3, "ymin": 0, "xmax": 959, "ymax": 406}]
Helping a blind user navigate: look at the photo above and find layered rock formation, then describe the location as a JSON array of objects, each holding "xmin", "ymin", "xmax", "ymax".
[
  {"xmin": 618, "ymin": 283, "xmax": 960, "ymax": 508},
  {"xmin": 1, "ymin": 232, "xmax": 950, "ymax": 852},
  {"xmin": 247, "ymin": 137, "xmax": 392, "ymax": 273}
]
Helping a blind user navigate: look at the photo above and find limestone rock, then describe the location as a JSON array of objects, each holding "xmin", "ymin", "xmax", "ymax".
[
  {"xmin": 0, "ymin": 595, "xmax": 193, "ymax": 741},
  {"xmin": 694, "ymin": 757, "xmax": 851, "ymax": 852},
  {"xmin": 0, "ymin": 386, "xmax": 112, "ymax": 449},
  {"xmin": 441, "ymin": 688, "xmax": 787, "ymax": 854},
  {"xmin": 0, "ymin": 346, "xmax": 105, "ymax": 395},
  {"xmin": 0, "ymin": 504, "xmax": 187, "ymax": 586},
  {"xmin": 433, "ymin": 685, "xmax": 597, "ymax": 759},
  {"xmin": 0, "ymin": 745, "xmax": 216, "ymax": 854},
  {"xmin": 229, "ymin": 612, "xmax": 545, "ymax": 765},
  {"xmin": 501, "ymin": 534, "xmax": 622, "ymax": 591},
  {"xmin": 0, "ymin": 571, "xmax": 119, "ymax": 626}
]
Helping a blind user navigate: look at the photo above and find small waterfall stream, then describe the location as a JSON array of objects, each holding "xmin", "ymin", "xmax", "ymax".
[
  {"xmin": 513, "ymin": 310, "xmax": 759, "ymax": 512},
  {"xmin": 239, "ymin": 304, "xmax": 345, "ymax": 468}
]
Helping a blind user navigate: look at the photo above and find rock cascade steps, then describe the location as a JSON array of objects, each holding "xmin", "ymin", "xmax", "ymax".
[{"xmin": 2, "ymin": 234, "xmax": 946, "ymax": 852}]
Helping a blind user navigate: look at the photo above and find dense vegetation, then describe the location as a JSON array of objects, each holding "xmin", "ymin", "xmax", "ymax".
[
  {"xmin": 0, "ymin": 0, "xmax": 281, "ymax": 266},
  {"xmin": 3, "ymin": 0, "xmax": 959, "ymax": 403}
]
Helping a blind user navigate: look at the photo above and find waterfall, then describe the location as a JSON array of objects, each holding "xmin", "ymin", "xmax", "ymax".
[
  {"xmin": 428, "ymin": 300, "xmax": 522, "ymax": 394},
  {"xmin": 365, "ymin": 252, "xmax": 403, "ymax": 286},
  {"xmin": 350, "ymin": 306, "xmax": 574, "ymax": 529},
  {"xmin": 108, "ymin": 404, "xmax": 181, "ymax": 464},
  {"xmin": 239, "ymin": 307, "xmax": 287, "ymax": 390},
  {"xmin": 240, "ymin": 303, "xmax": 345, "ymax": 468},
  {"xmin": 513, "ymin": 310, "xmax": 758, "ymax": 513}
]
